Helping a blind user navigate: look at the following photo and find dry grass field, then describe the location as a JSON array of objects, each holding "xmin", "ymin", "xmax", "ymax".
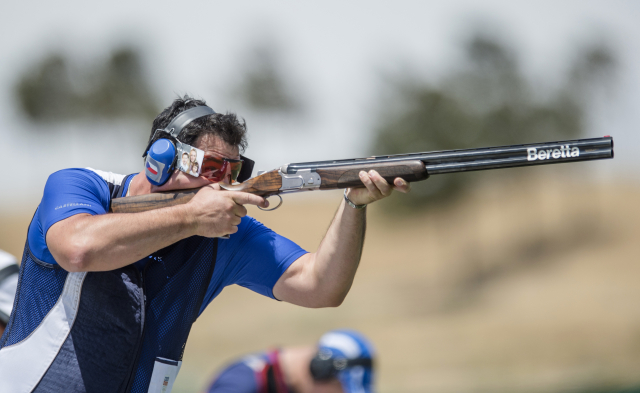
[{"xmin": 1, "ymin": 175, "xmax": 638, "ymax": 393}]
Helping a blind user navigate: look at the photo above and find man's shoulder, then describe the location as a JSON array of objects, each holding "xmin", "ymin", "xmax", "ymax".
[
  {"xmin": 46, "ymin": 167, "xmax": 125, "ymax": 185},
  {"xmin": 84, "ymin": 168, "xmax": 127, "ymax": 186},
  {"xmin": 42, "ymin": 168, "xmax": 134, "ymax": 207}
]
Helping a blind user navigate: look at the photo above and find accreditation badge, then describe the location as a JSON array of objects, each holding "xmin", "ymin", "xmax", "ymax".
[{"xmin": 148, "ymin": 357, "xmax": 182, "ymax": 393}]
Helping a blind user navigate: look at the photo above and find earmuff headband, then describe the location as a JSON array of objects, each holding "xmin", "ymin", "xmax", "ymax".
[{"xmin": 165, "ymin": 106, "xmax": 216, "ymax": 138}]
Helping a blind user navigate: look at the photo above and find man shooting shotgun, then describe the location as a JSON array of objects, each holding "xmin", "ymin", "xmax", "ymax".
[
  {"xmin": 0, "ymin": 96, "xmax": 410, "ymax": 393},
  {"xmin": 0, "ymin": 94, "xmax": 613, "ymax": 393}
]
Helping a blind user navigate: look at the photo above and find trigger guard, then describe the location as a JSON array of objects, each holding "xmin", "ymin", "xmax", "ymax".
[{"xmin": 258, "ymin": 195, "xmax": 283, "ymax": 211}]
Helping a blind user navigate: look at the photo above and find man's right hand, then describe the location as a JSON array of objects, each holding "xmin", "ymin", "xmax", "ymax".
[{"xmin": 185, "ymin": 183, "xmax": 268, "ymax": 238}]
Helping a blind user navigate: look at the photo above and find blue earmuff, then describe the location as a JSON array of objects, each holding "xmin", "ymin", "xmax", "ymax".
[
  {"xmin": 144, "ymin": 106, "xmax": 217, "ymax": 186},
  {"xmin": 145, "ymin": 139, "xmax": 177, "ymax": 186}
]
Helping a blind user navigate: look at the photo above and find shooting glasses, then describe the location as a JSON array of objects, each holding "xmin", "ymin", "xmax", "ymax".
[{"xmin": 201, "ymin": 153, "xmax": 244, "ymax": 183}]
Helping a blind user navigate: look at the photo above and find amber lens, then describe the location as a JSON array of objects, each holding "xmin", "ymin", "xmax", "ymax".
[
  {"xmin": 228, "ymin": 160, "xmax": 243, "ymax": 182},
  {"xmin": 201, "ymin": 155, "xmax": 226, "ymax": 181},
  {"xmin": 201, "ymin": 154, "xmax": 243, "ymax": 183}
]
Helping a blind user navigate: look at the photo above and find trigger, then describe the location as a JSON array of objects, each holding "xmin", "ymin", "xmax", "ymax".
[{"xmin": 259, "ymin": 195, "xmax": 283, "ymax": 211}]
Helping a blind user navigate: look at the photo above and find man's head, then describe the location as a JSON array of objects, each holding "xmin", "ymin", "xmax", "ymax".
[
  {"xmin": 310, "ymin": 330, "xmax": 376, "ymax": 393},
  {"xmin": 143, "ymin": 96, "xmax": 251, "ymax": 189},
  {"xmin": 145, "ymin": 96, "xmax": 248, "ymax": 157}
]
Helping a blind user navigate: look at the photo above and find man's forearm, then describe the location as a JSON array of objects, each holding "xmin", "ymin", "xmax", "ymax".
[
  {"xmin": 273, "ymin": 171, "xmax": 409, "ymax": 308},
  {"xmin": 47, "ymin": 204, "xmax": 196, "ymax": 272},
  {"xmin": 312, "ymin": 199, "xmax": 367, "ymax": 305},
  {"xmin": 273, "ymin": 199, "xmax": 366, "ymax": 308}
]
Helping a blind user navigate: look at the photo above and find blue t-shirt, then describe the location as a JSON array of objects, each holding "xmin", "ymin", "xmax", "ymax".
[{"xmin": 27, "ymin": 168, "xmax": 308, "ymax": 314}]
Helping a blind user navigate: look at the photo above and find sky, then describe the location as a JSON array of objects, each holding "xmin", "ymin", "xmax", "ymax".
[{"xmin": 0, "ymin": 0, "xmax": 638, "ymax": 209}]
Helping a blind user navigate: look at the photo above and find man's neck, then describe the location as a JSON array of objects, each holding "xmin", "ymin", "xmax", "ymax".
[{"xmin": 128, "ymin": 172, "xmax": 153, "ymax": 197}]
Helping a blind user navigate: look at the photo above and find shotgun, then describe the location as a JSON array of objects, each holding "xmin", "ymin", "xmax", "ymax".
[{"xmin": 110, "ymin": 136, "xmax": 614, "ymax": 213}]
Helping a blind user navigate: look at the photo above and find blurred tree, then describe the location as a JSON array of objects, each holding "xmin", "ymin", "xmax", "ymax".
[
  {"xmin": 228, "ymin": 40, "xmax": 305, "ymax": 116},
  {"xmin": 16, "ymin": 54, "xmax": 76, "ymax": 122},
  {"xmin": 88, "ymin": 48, "xmax": 159, "ymax": 120},
  {"xmin": 372, "ymin": 34, "xmax": 616, "ymax": 210},
  {"xmin": 567, "ymin": 42, "xmax": 618, "ymax": 104},
  {"xmin": 15, "ymin": 46, "xmax": 159, "ymax": 127}
]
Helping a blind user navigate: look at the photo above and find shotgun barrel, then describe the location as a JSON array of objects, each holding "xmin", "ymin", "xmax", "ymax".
[{"xmin": 284, "ymin": 136, "xmax": 613, "ymax": 175}]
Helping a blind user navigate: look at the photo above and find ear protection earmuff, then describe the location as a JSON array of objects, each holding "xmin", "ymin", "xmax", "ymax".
[
  {"xmin": 144, "ymin": 106, "xmax": 217, "ymax": 186},
  {"xmin": 309, "ymin": 349, "xmax": 373, "ymax": 381}
]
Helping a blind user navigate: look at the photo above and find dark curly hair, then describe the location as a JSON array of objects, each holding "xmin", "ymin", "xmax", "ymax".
[{"xmin": 143, "ymin": 95, "xmax": 248, "ymax": 159}]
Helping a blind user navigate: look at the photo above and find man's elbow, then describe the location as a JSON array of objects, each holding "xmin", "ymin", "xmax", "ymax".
[
  {"xmin": 311, "ymin": 290, "xmax": 348, "ymax": 308},
  {"xmin": 46, "ymin": 214, "xmax": 100, "ymax": 272},
  {"xmin": 324, "ymin": 296, "xmax": 346, "ymax": 308},
  {"xmin": 52, "ymin": 238, "xmax": 93, "ymax": 272},
  {"xmin": 278, "ymin": 286, "xmax": 350, "ymax": 308},
  {"xmin": 57, "ymin": 248, "xmax": 91, "ymax": 272}
]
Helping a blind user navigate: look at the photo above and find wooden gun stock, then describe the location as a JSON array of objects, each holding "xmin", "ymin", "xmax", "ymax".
[{"xmin": 110, "ymin": 170, "xmax": 284, "ymax": 214}]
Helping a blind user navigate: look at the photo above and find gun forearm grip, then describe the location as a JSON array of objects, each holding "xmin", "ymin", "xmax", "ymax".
[{"xmin": 316, "ymin": 160, "xmax": 428, "ymax": 189}]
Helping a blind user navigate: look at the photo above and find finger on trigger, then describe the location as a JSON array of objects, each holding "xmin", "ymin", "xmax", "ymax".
[{"xmin": 232, "ymin": 192, "xmax": 266, "ymax": 207}]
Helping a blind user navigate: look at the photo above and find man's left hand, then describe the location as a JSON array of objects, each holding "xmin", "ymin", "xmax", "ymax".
[{"xmin": 344, "ymin": 170, "xmax": 411, "ymax": 207}]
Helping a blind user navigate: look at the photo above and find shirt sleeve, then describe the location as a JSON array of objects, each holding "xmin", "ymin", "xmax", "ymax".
[
  {"xmin": 203, "ymin": 216, "xmax": 308, "ymax": 307},
  {"xmin": 27, "ymin": 168, "xmax": 112, "ymax": 265}
]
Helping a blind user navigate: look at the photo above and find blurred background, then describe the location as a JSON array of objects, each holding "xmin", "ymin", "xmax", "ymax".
[{"xmin": 1, "ymin": 1, "xmax": 639, "ymax": 392}]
